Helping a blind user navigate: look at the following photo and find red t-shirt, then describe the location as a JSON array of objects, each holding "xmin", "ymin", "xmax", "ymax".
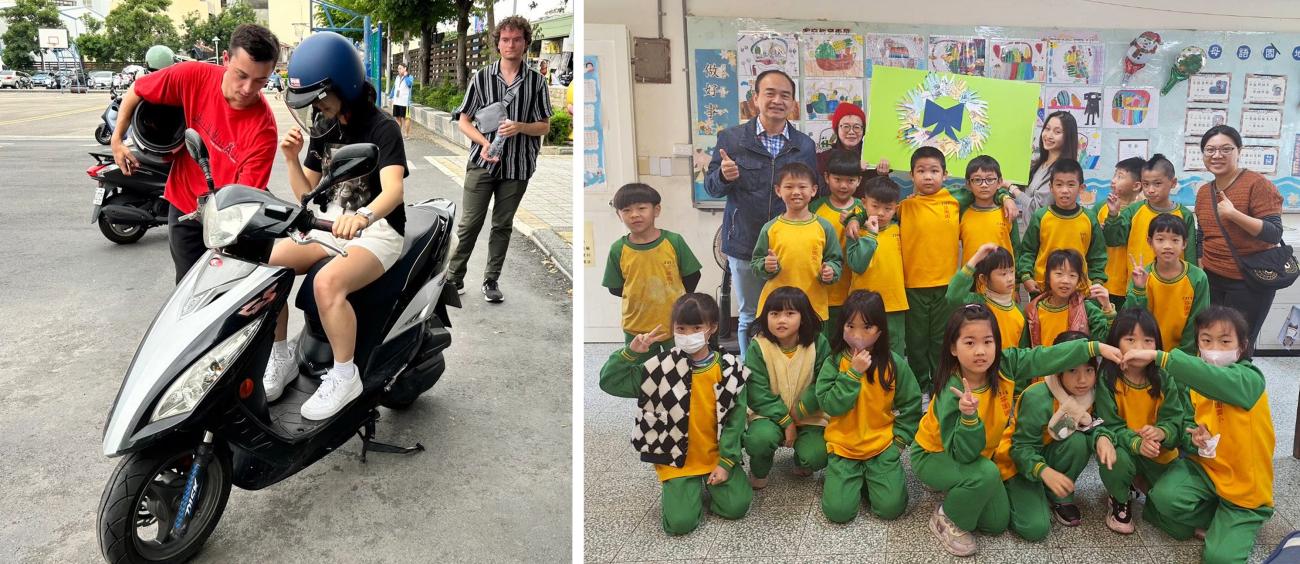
[{"xmin": 133, "ymin": 62, "xmax": 277, "ymax": 214}]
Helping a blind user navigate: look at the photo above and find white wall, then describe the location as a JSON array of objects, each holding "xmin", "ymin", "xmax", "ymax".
[{"xmin": 582, "ymin": 0, "xmax": 1300, "ymax": 342}]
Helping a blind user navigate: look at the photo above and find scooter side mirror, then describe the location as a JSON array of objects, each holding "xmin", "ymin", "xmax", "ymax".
[
  {"xmin": 183, "ymin": 128, "xmax": 208, "ymax": 164},
  {"xmin": 326, "ymin": 143, "xmax": 378, "ymax": 186}
]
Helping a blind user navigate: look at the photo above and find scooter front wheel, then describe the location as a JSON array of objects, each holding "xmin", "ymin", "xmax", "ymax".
[
  {"xmin": 97, "ymin": 442, "xmax": 232, "ymax": 564},
  {"xmin": 98, "ymin": 215, "xmax": 148, "ymax": 244},
  {"xmin": 95, "ymin": 123, "xmax": 111, "ymax": 145}
]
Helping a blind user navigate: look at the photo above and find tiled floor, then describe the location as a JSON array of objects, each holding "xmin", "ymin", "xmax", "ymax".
[{"xmin": 583, "ymin": 343, "xmax": 1300, "ymax": 563}]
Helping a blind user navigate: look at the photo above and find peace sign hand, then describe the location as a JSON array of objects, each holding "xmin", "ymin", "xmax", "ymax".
[
  {"xmin": 1130, "ymin": 254, "xmax": 1148, "ymax": 290},
  {"xmin": 948, "ymin": 377, "xmax": 979, "ymax": 416},
  {"xmin": 629, "ymin": 325, "xmax": 665, "ymax": 354}
]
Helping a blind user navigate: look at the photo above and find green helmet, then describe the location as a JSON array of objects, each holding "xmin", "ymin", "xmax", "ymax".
[{"xmin": 145, "ymin": 45, "xmax": 176, "ymax": 71}]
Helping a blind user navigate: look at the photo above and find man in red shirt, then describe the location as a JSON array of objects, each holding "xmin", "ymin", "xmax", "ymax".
[{"xmin": 111, "ymin": 24, "xmax": 280, "ymax": 281}]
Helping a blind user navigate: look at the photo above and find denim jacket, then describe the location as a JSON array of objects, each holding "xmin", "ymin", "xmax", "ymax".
[{"xmin": 705, "ymin": 119, "xmax": 821, "ymax": 259}]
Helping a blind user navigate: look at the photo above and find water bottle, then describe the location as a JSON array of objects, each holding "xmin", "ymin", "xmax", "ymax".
[{"xmin": 486, "ymin": 119, "xmax": 511, "ymax": 159}]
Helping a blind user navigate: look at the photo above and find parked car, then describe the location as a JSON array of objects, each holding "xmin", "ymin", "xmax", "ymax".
[
  {"xmin": 89, "ymin": 71, "xmax": 114, "ymax": 89},
  {"xmin": 30, "ymin": 73, "xmax": 52, "ymax": 87},
  {"xmin": 0, "ymin": 70, "xmax": 33, "ymax": 89}
]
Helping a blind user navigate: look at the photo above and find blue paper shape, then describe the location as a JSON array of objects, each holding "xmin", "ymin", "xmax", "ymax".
[{"xmin": 923, "ymin": 99, "xmax": 966, "ymax": 141}]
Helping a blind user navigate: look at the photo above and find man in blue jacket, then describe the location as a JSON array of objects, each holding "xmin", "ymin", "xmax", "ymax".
[{"xmin": 705, "ymin": 69, "xmax": 820, "ymax": 358}]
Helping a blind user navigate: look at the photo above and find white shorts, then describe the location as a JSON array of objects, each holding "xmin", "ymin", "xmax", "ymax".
[{"xmin": 308, "ymin": 203, "xmax": 404, "ymax": 270}]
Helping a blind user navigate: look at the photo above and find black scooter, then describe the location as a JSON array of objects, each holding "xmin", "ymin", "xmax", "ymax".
[
  {"xmin": 96, "ymin": 88, "xmax": 122, "ymax": 145},
  {"xmin": 87, "ymin": 142, "xmax": 170, "ymax": 244},
  {"xmin": 97, "ymin": 129, "xmax": 460, "ymax": 563}
]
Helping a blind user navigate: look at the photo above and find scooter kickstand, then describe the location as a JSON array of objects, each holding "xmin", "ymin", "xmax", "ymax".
[{"xmin": 356, "ymin": 414, "xmax": 425, "ymax": 464}]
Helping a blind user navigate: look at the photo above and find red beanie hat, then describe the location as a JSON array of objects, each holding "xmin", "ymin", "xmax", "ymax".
[{"xmin": 830, "ymin": 103, "xmax": 866, "ymax": 133}]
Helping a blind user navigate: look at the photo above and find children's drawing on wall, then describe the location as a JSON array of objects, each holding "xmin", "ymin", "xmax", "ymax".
[
  {"xmin": 801, "ymin": 33, "xmax": 864, "ymax": 77},
  {"xmin": 804, "ymin": 120, "xmax": 836, "ymax": 152},
  {"xmin": 1120, "ymin": 31, "xmax": 1162, "ymax": 85},
  {"xmin": 928, "ymin": 35, "xmax": 986, "ymax": 76},
  {"xmin": 1078, "ymin": 128, "xmax": 1101, "ymax": 170},
  {"xmin": 1103, "ymin": 86, "xmax": 1159, "ymax": 129},
  {"xmin": 737, "ymin": 31, "xmax": 800, "ymax": 77},
  {"xmin": 738, "ymin": 75, "xmax": 801, "ymax": 121},
  {"xmin": 987, "ymin": 39, "xmax": 1046, "ymax": 82},
  {"xmin": 864, "ymin": 33, "xmax": 925, "ymax": 77},
  {"xmin": 693, "ymin": 49, "xmax": 740, "ymax": 136},
  {"xmin": 1042, "ymin": 85, "xmax": 1102, "ymax": 126},
  {"xmin": 583, "ymin": 56, "xmax": 606, "ymax": 189},
  {"xmin": 802, "ymin": 78, "xmax": 863, "ymax": 121},
  {"xmin": 1047, "ymin": 40, "xmax": 1103, "ymax": 85}
]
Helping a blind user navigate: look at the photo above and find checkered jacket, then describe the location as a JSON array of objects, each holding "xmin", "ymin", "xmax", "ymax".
[{"xmin": 631, "ymin": 350, "xmax": 746, "ymax": 468}]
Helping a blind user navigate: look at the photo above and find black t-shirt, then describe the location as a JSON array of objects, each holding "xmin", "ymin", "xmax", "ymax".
[{"xmin": 304, "ymin": 105, "xmax": 408, "ymax": 235}]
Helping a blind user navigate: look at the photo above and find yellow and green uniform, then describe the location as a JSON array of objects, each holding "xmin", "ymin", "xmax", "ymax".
[
  {"xmin": 1029, "ymin": 298, "xmax": 1113, "ymax": 349},
  {"xmin": 602, "ymin": 230, "xmax": 702, "ymax": 345},
  {"xmin": 816, "ymin": 350, "xmax": 922, "ymax": 523},
  {"xmin": 945, "ymin": 265, "xmax": 1029, "ymax": 349},
  {"xmin": 598, "ymin": 349, "xmax": 753, "ymax": 534},
  {"xmin": 812, "ymin": 197, "xmax": 863, "ymax": 332},
  {"xmin": 999, "ymin": 382, "xmax": 1098, "ymax": 541},
  {"xmin": 1147, "ymin": 350, "xmax": 1274, "ymax": 564},
  {"xmin": 1017, "ymin": 204, "xmax": 1108, "ymax": 289},
  {"xmin": 960, "ymin": 204, "xmax": 1020, "ymax": 267},
  {"xmin": 1125, "ymin": 260, "xmax": 1210, "ymax": 353},
  {"xmin": 1093, "ymin": 370, "xmax": 1185, "ymax": 503},
  {"xmin": 910, "ymin": 339, "xmax": 1104, "ymax": 535},
  {"xmin": 743, "ymin": 334, "xmax": 832, "ymax": 479},
  {"xmin": 845, "ymin": 222, "xmax": 908, "ymax": 355},
  {"xmin": 750, "ymin": 215, "xmax": 843, "ymax": 321},
  {"xmin": 1093, "ymin": 200, "xmax": 1135, "ymax": 302},
  {"xmin": 1101, "ymin": 200, "xmax": 1199, "ymax": 281}
]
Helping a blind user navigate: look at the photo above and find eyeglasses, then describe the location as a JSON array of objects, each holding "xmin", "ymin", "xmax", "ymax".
[
  {"xmin": 837, "ymin": 124, "xmax": 864, "ymax": 132},
  {"xmin": 1203, "ymin": 146, "xmax": 1237, "ymax": 156},
  {"xmin": 968, "ymin": 177, "xmax": 1000, "ymax": 186}
]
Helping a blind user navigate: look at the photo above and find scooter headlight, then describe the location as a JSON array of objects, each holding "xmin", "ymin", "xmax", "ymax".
[
  {"xmin": 201, "ymin": 199, "xmax": 260, "ymax": 248},
  {"xmin": 151, "ymin": 317, "xmax": 262, "ymax": 422}
]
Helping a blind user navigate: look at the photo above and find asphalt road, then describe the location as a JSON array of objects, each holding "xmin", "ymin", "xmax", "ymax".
[{"xmin": 0, "ymin": 89, "xmax": 573, "ymax": 563}]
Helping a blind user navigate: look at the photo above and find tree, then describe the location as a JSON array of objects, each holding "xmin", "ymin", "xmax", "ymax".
[
  {"xmin": 74, "ymin": 0, "xmax": 180, "ymax": 62},
  {"xmin": 75, "ymin": 14, "xmax": 112, "ymax": 62},
  {"xmin": 181, "ymin": 1, "xmax": 257, "ymax": 58},
  {"xmin": 452, "ymin": 0, "xmax": 472, "ymax": 90},
  {"xmin": 0, "ymin": 0, "xmax": 63, "ymax": 70},
  {"xmin": 313, "ymin": 0, "xmax": 454, "ymax": 84}
]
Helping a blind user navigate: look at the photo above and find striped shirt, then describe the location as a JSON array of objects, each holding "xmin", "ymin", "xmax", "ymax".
[
  {"xmin": 756, "ymin": 120, "xmax": 789, "ymax": 158},
  {"xmin": 453, "ymin": 60, "xmax": 553, "ymax": 181}
]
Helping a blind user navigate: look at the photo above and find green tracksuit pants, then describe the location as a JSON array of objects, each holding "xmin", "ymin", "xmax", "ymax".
[
  {"xmin": 911, "ymin": 446, "xmax": 1009, "ymax": 535},
  {"xmin": 904, "ymin": 286, "xmax": 946, "ymax": 391},
  {"xmin": 743, "ymin": 420, "xmax": 827, "ymax": 479},
  {"xmin": 1146, "ymin": 458, "xmax": 1274, "ymax": 564},
  {"xmin": 660, "ymin": 469, "xmax": 754, "ymax": 535},
  {"xmin": 1005, "ymin": 431, "xmax": 1091, "ymax": 542},
  {"xmin": 822, "ymin": 444, "xmax": 908, "ymax": 523}
]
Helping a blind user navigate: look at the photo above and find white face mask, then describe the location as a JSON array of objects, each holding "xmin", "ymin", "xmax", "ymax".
[
  {"xmin": 674, "ymin": 331, "xmax": 709, "ymax": 354},
  {"xmin": 845, "ymin": 334, "xmax": 877, "ymax": 353},
  {"xmin": 1200, "ymin": 349, "xmax": 1239, "ymax": 367}
]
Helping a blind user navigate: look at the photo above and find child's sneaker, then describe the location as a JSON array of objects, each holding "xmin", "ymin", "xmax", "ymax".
[
  {"xmin": 1051, "ymin": 502, "xmax": 1082, "ymax": 527},
  {"xmin": 928, "ymin": 504, "xmax": 977, "ymax": 557},
  {"xmin": 262, "ymin": 342, "xmax": 297, "ymax": 402},
  {"xmin": 1105, "ymin": 496, "xmax": 1135, "ymax": 534},
  {"xmin": 301, "ymin": 365, "xmax": 362, "ymax": 420}
]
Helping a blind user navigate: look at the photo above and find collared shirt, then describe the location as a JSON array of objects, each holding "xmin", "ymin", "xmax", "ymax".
[
  {"xmin": 453, "ymin": 60, "xmax": 553, "ymax": 180},
  {"xmin": 756, "ymin": 120, "xmax": 790, "ymax": 158}
]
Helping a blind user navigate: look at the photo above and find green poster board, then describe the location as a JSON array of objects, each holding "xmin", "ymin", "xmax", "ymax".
[{"xmin": 863, "ymin": 66, "xmax": 1041, "ymax": 184}]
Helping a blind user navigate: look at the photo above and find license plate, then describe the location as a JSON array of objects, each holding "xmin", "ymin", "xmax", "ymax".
[{"xmin": 92, "ymin": 186, "xmax": 105, "ymax": 205}]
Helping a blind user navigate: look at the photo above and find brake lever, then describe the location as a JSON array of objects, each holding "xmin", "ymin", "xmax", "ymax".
[{"xmin": 288, "ymin": 229, "xmax": 348, "ymax": 257}]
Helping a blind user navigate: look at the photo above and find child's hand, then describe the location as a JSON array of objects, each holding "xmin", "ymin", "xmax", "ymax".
[
  {"xmin": 1121, "ymin": 348, "xmax": 1158, "ymax": 371},
  {"xmin": 1089, "ymin": 283, "xmax": 1111, "ymax": 310},
  {"xmin": 1096, "ymin": 343, "xmax": 1124, "ymax": 366},
  {"xmin": 1040, "ymin": 467, "xmax": 1076, "ymax": 499},
  {"xmin": 1095, "ymin": 435, "xmax": 1117, "ymax": 470},
  {"xmin": 783, "ymin": 424, "xmax": 797, "ymax": 448},
  {"xmin": 1023, "ymin": 279, "xmax": 1041, "ymax": 295},
  {"xmin": 876, "ymin": 158, "xmax": 890, "ymax": 175},
  {"xmin": 719, "ymin": 149, "xmax": 739, "ymax": 182},
  {"xmin": 851, "ymin": 348, "xmax": 873, "ymax": 373},
  {"xmin": 843, "ymin": 213, "xmax": 861, "ymax": 240},
  {"xmin": 706, "ymin": 465, "xmax": 730, "ymax": 485},
  {"xmin": 864, "ymin": 214, "xmax": 880, "ymax": 235},
  {"xmin": 949, "ymin": 377, "xmax": 979, "ymax": 416},
  {"xmin": 628, "ymin": 325, "xmax": 665, "ymax": 354},
  {"xmin": 1140, "ymin": 438, "xmax": 1162, "ymax": 459},
  {"xmin": 1002, "ymin": 197, "xmax": 1020, "ymax": 221},
  {"xmin": 764, "ymin": 249, "xmax": 779, "ymax": 273},
  {"xmin": 968, "ymin": 243, "xmax": 998, "ymax": 267},
  {"xmin": 820, "ymin": 263, "xmax": 835, "ymax": 283},
  {"xmin": 1107, "ymin": 191, "xmax": 1121, "ymax": 217},
  {"xmin": 1187, "ymin": 423, "xmax": 1212, "ymax": 450},
  {"xmin": 1136, "ymin": 425, "xmax": 1166, "ymax": 444},
  {"xmin": 1130, "ymin": 254, "xmax": 1148, "ymax": 290}
]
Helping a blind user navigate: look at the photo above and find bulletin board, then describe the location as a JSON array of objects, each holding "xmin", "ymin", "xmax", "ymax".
[{"xmin": 686, "ymin": 17, "xmax": 1300, "ymax": 212}]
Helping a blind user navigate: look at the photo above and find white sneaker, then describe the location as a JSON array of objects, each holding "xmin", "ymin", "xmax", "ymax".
[
  {"xmin": 929, "ymin": 504, "xmax": 977, "ymax": 557},
  {"xmin": 263, "ymin": 344, "xmax": 297, "ymax": 402},
  {"xmin": 301, "ymin": 366, "xmax": 362, "ymax": 420}
]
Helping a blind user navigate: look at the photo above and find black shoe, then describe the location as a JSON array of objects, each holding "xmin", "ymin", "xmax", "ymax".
[
  {"xmin": 482, "ymin": 279, "xmax": 504, "ymax": 303},
  {"xmin": 452, "ymin": 279, "xmax": 465, "ymax": 295},
  {"xmin": 1051, "ymin": 502, "xmax": 1082, "ymax": 527}
]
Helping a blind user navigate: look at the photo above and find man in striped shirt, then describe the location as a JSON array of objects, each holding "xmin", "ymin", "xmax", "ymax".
[{"xmin": 450, "ymin": 15, "xmax": 554, "ymax": 303}]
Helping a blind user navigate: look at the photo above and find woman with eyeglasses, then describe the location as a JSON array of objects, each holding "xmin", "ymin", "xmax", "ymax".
[
  {"xmin": 1193, "ymin": 124, "xmax": 1286, "ymax": 354},
  {"xmin": 816, "ymin": 104, "xmax": 890, "ymax": 198}
]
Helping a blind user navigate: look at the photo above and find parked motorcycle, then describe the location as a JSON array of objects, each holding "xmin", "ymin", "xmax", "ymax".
[
  {"xmin": 87, "ymin": 145, "xmax": 170, "ymax": 244},
  {"xmin": 97, "ymin": 129, "xmax": 459, "ymax": 563},
  {"xmin": 96, "ymin": 87, "xmax": 123, "ymax": 145}
]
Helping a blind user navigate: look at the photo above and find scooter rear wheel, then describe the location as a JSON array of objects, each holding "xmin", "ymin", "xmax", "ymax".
[
  {"xmin": 97, "ymin": 442, "xmax": 232, "ymax": 564},
  {"xmin": 98, "ymin": 215, "xmax": 148, "ymax": 244},
  {"xmin": 96, "ymin": 124, "xmax": 111, "ymax": 145}
]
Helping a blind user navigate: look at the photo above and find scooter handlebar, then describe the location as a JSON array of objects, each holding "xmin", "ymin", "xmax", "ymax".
[{"xmin": 310, "ymin": 217, "xmax": 334, "ymax": 232}]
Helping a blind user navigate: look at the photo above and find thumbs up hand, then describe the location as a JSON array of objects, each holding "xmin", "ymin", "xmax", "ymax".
[
  {"xmin": 720, "ymin": 148, "xmax": 739, "ymax": 182},
  {"xmin": 764, "ymin": 248, "xmax": 779, "ymax": 273}
]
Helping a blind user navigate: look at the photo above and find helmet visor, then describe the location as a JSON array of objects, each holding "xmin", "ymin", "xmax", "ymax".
[{"xmin": 288, "ymin": 102, "xmax": 338, "ymax": 138}]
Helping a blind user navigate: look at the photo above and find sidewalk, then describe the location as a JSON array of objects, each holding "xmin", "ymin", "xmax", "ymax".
[{"xmin": 412, "ymin": 108, "xmax": 573, "ymax": 281}]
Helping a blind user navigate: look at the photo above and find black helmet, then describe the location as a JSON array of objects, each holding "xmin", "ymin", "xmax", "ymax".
[{"xmin": 285, "ymin": 32, "xmax": 366, "ymax": 138}]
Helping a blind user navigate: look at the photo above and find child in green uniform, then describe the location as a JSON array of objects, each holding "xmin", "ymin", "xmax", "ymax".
[
  {"xmin": 946, "ymin": 243, "xmax": 1028, "ymax": 349},
  {"xmin": 844, "ymin": 176, "xmax": 909, "ymax": 356},
  {"xmin": 602, "ymin": 183, "xmax": 703, "ymax": 350},
  {"xmin": 959, "ymin": 156, "xmax": 1021, "ymax": 267},
  {"xmin": 1002, "ymin": 331, "xmax": 1105, "ymax": 540},
  {"xmin": 812, "ymin": 150, "xmax": 866, "ymax": 336},
  {"xmin": 743, "ymin": 286, "xmax": 832, "ymax": 489},
  {"xmin": 1025, "ymin": 249, "xmax": 1116, "ymax": 349},
  {"xmin": 816, "ymin": 290, "xmax": 922, "ymax": 523},
  {"xmin": 598, "ymin": 293, "xmax": 753, "ymax": 535},
  {"xmin": 913, "ymin": 305, "xmax": 1121, "ymax": 556},
  {"xmin": 751, "ymin": 163, "xmax": 843, "ymax": 330},
  {"xmin": 1092, "ymin": 309, "xmax": 1186, "ymax": 535},
  {"xmin": 1123, "ymin": 213, "xmax": 1210, "ymax": 353},
  {"xmin": 1126, "ymin": 307, "xmax": 1276, "ymax": 564},
  {"xmin": 1102, "ymin": 154, "xmax": 1199, "ymax": 284},
  {"xmin": 1093, "ymin": 156, "xmax": 1147, "ymax": 310},
  {"xmin": 1017, "ymin": 158, "xmax": 1109, "ymax": 294}
]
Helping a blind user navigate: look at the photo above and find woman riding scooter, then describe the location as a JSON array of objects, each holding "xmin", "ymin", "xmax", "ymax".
[{"xmin": 263, "ymin": 31, "xmax": 410, "ymax": 420}]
